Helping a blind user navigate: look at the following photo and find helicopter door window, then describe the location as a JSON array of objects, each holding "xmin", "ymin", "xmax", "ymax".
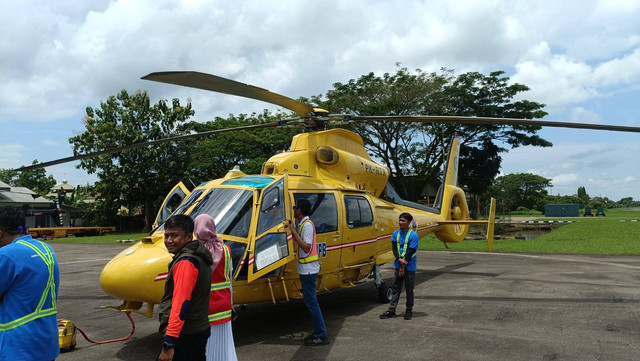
[
  {"xmin": 253, "ymin": 233, "xmax": 288, "ymax": 272},
  {"xmin": 293, "ymin": 193, "xmax": 338, "ymax": 234},
  {"xmin": 256, "ymin": 183, "xmax": 285, "ymax": 235},
  {"xmin": 345, "ymin": 195, "xmax": 373, "ymax": 228}
]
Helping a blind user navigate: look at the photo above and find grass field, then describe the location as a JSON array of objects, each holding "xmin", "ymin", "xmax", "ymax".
[
  {"xmin": 420, "ymin": 208, "xmax": 640, "ymax": 255},
  {"xmin": 45, "ymin": 209, "xmax": 639, "ymax": 255}
]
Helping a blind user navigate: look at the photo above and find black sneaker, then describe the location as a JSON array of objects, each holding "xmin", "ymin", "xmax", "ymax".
[
  {"xmin": 404, "ymin": 310, "xmax": 413, "ymax": 320},
  {"xmin": 379, "ymin": 310, "xmax": 396, "ymax": 319},
  {"xmin": 304, "ymin": 335, "xmax": 330, "ymax": 346}
]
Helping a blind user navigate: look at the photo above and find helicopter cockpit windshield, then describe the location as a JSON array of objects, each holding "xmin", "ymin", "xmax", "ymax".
[
  {"xmin": 153, "ymin": 175, "xmax": 293, "ymax": 282},
  {"xmin": 189, "ymin": 188, "xmax": 254, "ymax": 238},
  {"xmin": 155, "ymin": 188, "xmax": 253, "ymax": 238}
]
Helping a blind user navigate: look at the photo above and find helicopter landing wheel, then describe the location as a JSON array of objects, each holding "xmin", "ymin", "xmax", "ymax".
[{"xmin": 377, "ymin": 281, "xmax": 393, "ymax": 303}]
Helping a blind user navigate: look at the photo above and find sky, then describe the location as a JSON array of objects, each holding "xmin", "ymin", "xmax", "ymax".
[{"xmin": 1, "ymin": 0, "xmax": 639, "ymax": 201}]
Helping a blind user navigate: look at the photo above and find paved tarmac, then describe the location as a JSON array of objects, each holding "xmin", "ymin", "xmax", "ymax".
[{"xmin": 52, "ymin": 244, "xmax": 640, "ymax": 361}]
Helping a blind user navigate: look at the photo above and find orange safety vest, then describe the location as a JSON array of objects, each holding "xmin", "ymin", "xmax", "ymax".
[
  {"xmin": 297, "ymin": 219, "xmax": 318, "ymax": 264},
  {"xmin": 208, "ymin": 244, "xmax": 232, "ymax": 325}
]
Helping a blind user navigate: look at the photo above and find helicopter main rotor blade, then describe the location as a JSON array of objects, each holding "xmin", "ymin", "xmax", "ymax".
[
  {"xmin": 13, "ymin": 122, "xmax": 282, "ymax": 172},
  {"xmin": 346, "ymin": 115, "xmax": 640, "ymax": 133},
  {"xmin": 142, "ymin": 71, "xmax": 315, "ymax": 118}
]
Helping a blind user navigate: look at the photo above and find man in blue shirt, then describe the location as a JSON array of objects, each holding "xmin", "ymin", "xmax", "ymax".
[
  {"xmin": 380, "ymin": 212, "xmax": 419, "ymax": 320},
  {"xmin": 0, "ymin": 207, "xmax": 60, "ymax": 361}
]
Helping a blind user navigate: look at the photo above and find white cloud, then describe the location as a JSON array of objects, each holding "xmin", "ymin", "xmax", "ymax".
[
  {"xmin": 0, "ymin": 144, "xmax": 27, "ymax": 168},
  {"xmin": 570, "ymin": 108, "xmax": 601, "ymax": 124},
  {"xmin": 593, "ymin": 48, "xmax": 640, "ymax": 90}
]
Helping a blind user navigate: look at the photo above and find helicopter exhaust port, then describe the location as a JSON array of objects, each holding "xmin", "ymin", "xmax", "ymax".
[{"xmin": 316, "ymin": 146, "xmax": 339, "ymax": 165}]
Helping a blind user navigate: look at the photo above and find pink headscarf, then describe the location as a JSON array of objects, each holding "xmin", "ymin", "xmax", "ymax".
[{"xmin": 194, "ymin": 214, "xmax": 224, "ymax": 272}]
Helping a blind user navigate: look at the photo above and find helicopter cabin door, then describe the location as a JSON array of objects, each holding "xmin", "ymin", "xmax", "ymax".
[
  {"xmin": 341, "ymin": 194, "xmax": 377, "ymax": 267},
  {"xmin": 152, "ymin": 182, "xmax": 190, "ymax": 230},
  {"xmin": 247, "ymin": 175, "xmax": 295, "ymax": 282},
  {"xmin": 292, "ymin": 192, "xmax": 341, "ymax": 273}
]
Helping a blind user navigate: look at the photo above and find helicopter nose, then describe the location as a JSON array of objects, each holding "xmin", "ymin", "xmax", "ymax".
[{"xmin": 100, "ymin": 236, "xmax": 171, "ymax": 305}]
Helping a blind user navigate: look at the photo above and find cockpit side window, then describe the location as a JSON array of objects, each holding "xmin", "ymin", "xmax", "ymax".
[
  {"xmin": 155, "ymin": 189, "xmax": 204, "ymax": 232},
  {"xmin": 224, "ymin": 240, "xmax": 247, "ymax": 279}
]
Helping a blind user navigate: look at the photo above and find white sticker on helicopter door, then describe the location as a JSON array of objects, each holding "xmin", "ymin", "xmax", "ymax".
[{"xmin": 255, "ymin": 244, "xmax": 280, "ymax": 270}]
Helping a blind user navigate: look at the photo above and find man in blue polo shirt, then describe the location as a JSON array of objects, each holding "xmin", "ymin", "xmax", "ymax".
[
  {"xmin": 0, "ymin": 207, "xmax": 60, "ymax": 361},
  {"xmin": 380, "ymin": 212, "xmax": 419, "ymax": 320}
]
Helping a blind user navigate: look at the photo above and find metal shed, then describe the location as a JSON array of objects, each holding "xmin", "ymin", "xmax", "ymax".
[{"xmin": 544, "ymin": 204, "xmax": 579, "ymax": 217}]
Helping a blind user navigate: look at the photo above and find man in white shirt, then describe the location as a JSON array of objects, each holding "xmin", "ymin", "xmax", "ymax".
[{"xmin": 284, "ymin": 199, "xmax": 329, "ymax": 346}]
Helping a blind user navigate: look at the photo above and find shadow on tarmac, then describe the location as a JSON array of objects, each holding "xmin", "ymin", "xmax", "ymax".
[{"xmin": 115, "ymin": 333, "xmax": 160, "ymax": 361}]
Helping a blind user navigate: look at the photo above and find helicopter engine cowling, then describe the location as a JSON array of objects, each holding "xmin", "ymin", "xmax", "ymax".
[{"xmin": 262, "ymin": 129, "xmax": 390, "ymax": 196}]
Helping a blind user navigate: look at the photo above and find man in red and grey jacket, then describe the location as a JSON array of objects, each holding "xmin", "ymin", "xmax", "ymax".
[{"xmin": 158, "ymin": 215, "xmax": 213, "ymax": 361}]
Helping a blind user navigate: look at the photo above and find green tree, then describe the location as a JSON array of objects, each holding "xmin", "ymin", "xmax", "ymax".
[
  {"xmin": 459, "ymin": 139, "xmax": 502, "ymax": 217},
  {"xmin": 310, "ymin": 67, "xmax": 550, "ymax": 200},
  {"xmin": 16, "ymin": 160, "xmax": 57, "ymax": 195},
  {"xmin": 488, "ymin": 173, "xmax": 551, "ymax": 211},
  {"xmin": 617, "ymin": 197, "xmax": 635, "ymax": 208},
  {"xmin": 0, "ymin": 169, "xmax": 18, "ymax": 185},
  {"xmin": 577, "ymin": 186, "xmax": 589, "ymax": 208},
  {"xmin": 69, "ymin": 90, "xmax": 194, "ymax": 231}
]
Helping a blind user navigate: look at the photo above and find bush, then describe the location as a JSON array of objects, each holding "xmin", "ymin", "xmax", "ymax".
[{"xmin": 509, "ymin": 209, "xmax": 543, "ymax": 216}]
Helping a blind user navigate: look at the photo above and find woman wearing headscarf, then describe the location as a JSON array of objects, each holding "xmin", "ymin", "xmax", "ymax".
[{"xmin": 194, "ymin": 214, "xmax": 238, "ymax": 361}]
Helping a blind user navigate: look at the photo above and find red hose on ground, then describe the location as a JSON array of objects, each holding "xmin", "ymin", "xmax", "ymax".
[{"xmin": 66, "ymin": 312, "xmax": 136, "ymax": 344}]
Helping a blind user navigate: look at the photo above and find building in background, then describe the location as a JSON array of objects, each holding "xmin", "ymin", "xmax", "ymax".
[{"xmin": 0, "ymin": 180, "xmax": 55, "ymax": 227}]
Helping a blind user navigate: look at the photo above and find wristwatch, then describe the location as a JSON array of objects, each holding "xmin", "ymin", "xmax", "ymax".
[{"xmin": 162, "ymin": 341, "xmax": 175, "ymax": 351}]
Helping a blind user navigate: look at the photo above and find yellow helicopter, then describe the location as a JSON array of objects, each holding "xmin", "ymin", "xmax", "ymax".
[
  {"xmin": 15, "ymin": 71, "xmax": 640, "ymax": 318},
  {"xmin": 101, "ymin": 125, "xmax": 494, "ymax": 315},
  {"xmin": 94, "ymin": 71, "xmax": 503, "ymax": 316}
]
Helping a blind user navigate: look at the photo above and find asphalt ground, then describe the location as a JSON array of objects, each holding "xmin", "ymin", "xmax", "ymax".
[{"xmin": 52, "ymin": 244, "xmax": 640, "ymax": 361}]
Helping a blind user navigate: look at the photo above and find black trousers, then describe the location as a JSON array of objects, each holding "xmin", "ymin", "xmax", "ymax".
[
  {"xmin": 388, "ymin": 269, "xmax": 415, "ymax": 312},
  {"xmin": 158, "ymin": 328, "xmax": 210, "ymax": 361}
]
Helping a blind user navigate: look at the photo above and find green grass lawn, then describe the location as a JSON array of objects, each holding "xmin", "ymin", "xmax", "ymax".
[
  {"xmin": 47, "ymin": 232, "xmax": 148, "ymax": 244},
  {"xmin": 421, "ymin": 208, "xmax": 640, "ymax": 255}
]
